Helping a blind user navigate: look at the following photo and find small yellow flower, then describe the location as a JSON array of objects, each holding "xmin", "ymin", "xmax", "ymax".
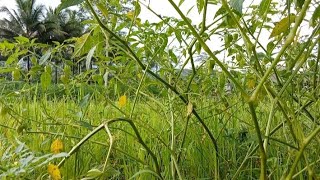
[
  {"xmin": 48, "ymin": 164, "xmax": 62, "ymax": 180},
  {"xmin": 118, "ymin": 95, "xmax": 127, "ymax": 108},
  {"xmin": 51, "ymin": 139, "xmax": 63, "ymax": 154}
]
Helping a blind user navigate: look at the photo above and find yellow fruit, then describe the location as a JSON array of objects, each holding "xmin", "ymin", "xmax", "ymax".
[
  {"xmin": 118, "ymin": 95, "xmax": 127, "ymax": 108},
  {"xmin": 48, "ymin": 164, "xmax": 62, "ymax": 180},
  {"xmin": 50, "ymin": 139, "xmax": 63, "ymax": 154}
]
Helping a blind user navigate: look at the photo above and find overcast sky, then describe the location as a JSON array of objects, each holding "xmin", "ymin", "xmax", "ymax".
[
  {"xmin": 0, "ymin": 0, "xmax": 277, "ymax": 68},
  {"xmin": 0, "ymin": 0, "xmax": 61, "ymax": 10},
  {"xmin": 0, "ymin": 0, "xmax": 211, "ymax": 24},
  {"xmin": 0, "ymin": 1, "xmax": 221, "ymax": 47}
]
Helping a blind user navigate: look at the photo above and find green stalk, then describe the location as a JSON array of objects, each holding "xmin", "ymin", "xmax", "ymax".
[
  {"xmin": 313, "ymin": 40, "xmax": 320, "ymax": 96},
  {"xmin": 102, "ymin": 124, "xmax": 113, "ymax": 172},
  {"xmin": 263, "ymin": 103, "xmax": 276, "ymax": 151},
  {"xmin": 57, "ymin": 118, "xmax": 163, "ymax": 179},
  {"xmin": 107, "ymin": 118, "xmax": 163, "ymax": 179},
  {"xmin": 285, "ymin": 126, "xmax": 320, "ymax": 179},
  {"xmin": 168, "ymin": 84, "xmax": 176, "ymax": 180},
  {"xmin": 293, "ymin": 158, "xmax": 320, "ymax": 178},
  {"xmin": 248, "ymin": 102, "xmax": 267, "ymax": 179},
  {"xmin": 58, "ymin": 123, "xmax": 106, "ymax": 167},
  {"xmin": 130, "ymin": 63, "xmax": 150, "ymax": 118}
]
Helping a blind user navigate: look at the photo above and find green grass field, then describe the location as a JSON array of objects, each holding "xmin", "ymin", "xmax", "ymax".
[{"xmin": 1, "ymin": 82, "xmax": 319, "ymax": 179}]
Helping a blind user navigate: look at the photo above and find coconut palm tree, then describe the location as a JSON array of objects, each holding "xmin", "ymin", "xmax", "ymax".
[
  {"xmin": 0, "ymin": 0, "xmax": 45, "ymax": 40},
  {"xmin": 38, "ymin": 8, "xmax": 85, "ymax": 43},
  {"xmin": 0, "ymin": 0, "xmax": 86, "ymax": 83},
  {"xmin": 0, "ymin": 0, "xmax": 45, "ymax": 81},
  {"xmin": 60, "ymin": 9, "xmax": 85, "ymax": 39}
]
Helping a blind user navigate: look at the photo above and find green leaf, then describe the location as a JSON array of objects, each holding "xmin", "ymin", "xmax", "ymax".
[
  {"xmin": 310, "ymin": 5, "xmax": 320, "ymax": 27},
  {"xmin": 178, "ymin": 0, "xmax": 185, "ymax": 6},
  {"xmin": 6, "ymin": 55, "xmax": 18, "ymax": 65},
  {"xmin": 73, "ymin": 26, "xmax": 105, "ymax": 58},
  {"xmin": 97, "ymin": 3, "xmax": 109, "ymax": 18},
  {"xmin": 134, "ymin": 1, "xmax": 141, "ymax": 16},
  {"xmin": 296, "ymin": 0, "xmax": 305, "ymax": 9},
  {"xmin": 174, "ymin": 30, "xmax": 183, "ymax": 44},
  {"xmin": 207, "ymin": 59, "xmax": 215, "ymax": 74},
  {"xmin": 86, "ymin": 46, "xmax": 96, "ymax": 70},
  {"xmin": 169, "ymin": 50, "xmax": 178, "ymax": 64},
  {"xmin": 115, "ymin": 21, "xmax": 128, "ymax": 31},
  {"xmin": 0, "ymin": 41, "xmax": 15, "ymax": 50},
  {"xmin": 77, "ymin": 121, "xmax": 93, "ymax": 130},
  {"xmin": 30, "ymin": 38, "xmax": 37, "ymax": 45},
  {"xmin": 5, "ymin": 50, "xmax": 28, "ymax": 65},
  {"xmin": 269, "ymin": 15, "xmax": 296, "ymax": 38},
  {"xmin": 40, "ymin": 71, "xmax": 51, "ymax": 90},
  {"xmin": 129, "ymin": 169, "xmax": 162, "ymax": 180},
  {"xmin": 12, "ymin": 69, "xmax": 21, "ymax": 81},
  {"xmin": 214, "ymin": 6, "xmax": 226, "ymax": 18},
  {"xmin": 79, "ymin": 94, "xmax": 91, "ymax": 108},
  {"xmin": 224, "ymin": 34, "xmax": 233, "ymax": 47},
  {"xmin": 31, "ymin": 56, "xmax": 37, "ymax": 65},
  {"xmin": 74, "ymin": 33, "xmax": 90, "ymax": 57},
  {"xmin": 92, "ymin": 74, "xmax": 103, "ymax": 85},
  {"xmin": 219, "ymin": 73, "xmax": 226, "ymax": 90},
  {"xmin": 197, "ymin": 0, "xmax": 205, "ymax": 13},
  {"xmin": 39, "ymin": 50, "xmax": 52, "ymax": 65},
  {"xmin": 57, "ymin": 0, "xmax": 84, "ymax": 11},
  {"xmin": 229, "ymin": 0, "xmax": 244, "ymax": 14},
  {"xmin": 266, "ymin": 42, "xmax": 275, "ymax": 53},
  {"xmin": 64, "ymin": 65, "xmax": 72, "ymax": 76},
  {"xmin": 208, "ymin": 0, "xmax": 218, "ymax": 4},
  {"xmin": 258, "ymin": 0, "xmax": 271, "ymax": 16},
  {"xmin": 84, "ymin": 168, "xmax": 103, "ymax": 179},
  {"xmin": 14, "ymin": 36, "xmax": 29, "ymax": 44},
  {"xmin": 0, "ymin": 67, "xmax": 16, "ymax": 73},
  {"xmin": 195, "ymin": 42, "xmax": 201, "ymax": 54},
  {"xmin": 159, "ymin": 33, "xmax": 168, "ymax": 53}
]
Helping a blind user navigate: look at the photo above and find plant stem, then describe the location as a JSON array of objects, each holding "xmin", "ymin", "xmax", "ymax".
[
  {"xmin": 57, "ymin": 123, "xmax": 106, "ymax": 167},
  {"xmin": 102, "ymin": 124, "xmax": 113, "ymax": 172},
  {"xmin": 286, "ymin": 126, "xmax": 320, "ymax": 179},
  {"xmin": 248, "ymin": 102, "xmax": 267, "ymax": 179},
  {"xmin": 107, "ymin": 118, "xmax": 163, "ymax": 179}
]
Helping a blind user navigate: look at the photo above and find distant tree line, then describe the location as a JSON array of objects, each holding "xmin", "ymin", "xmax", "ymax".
[{"xmin": 0, "ymin": 0, "xmax": 86, "ymax": 43}]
